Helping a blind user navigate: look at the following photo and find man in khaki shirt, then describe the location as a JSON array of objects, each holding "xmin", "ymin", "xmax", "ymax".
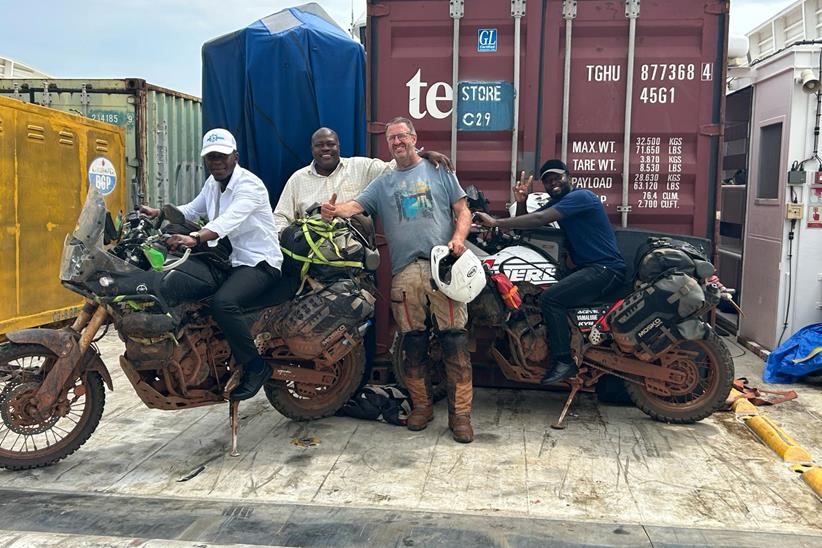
[{"xmin": 274, "ymin": 127, "xmax": 451, "ymax": 233}]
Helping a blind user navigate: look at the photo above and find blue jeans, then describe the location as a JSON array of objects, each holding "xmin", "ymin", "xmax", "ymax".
[{"xmin": 539, "ymin": 264, "xmax": 626, "ymax": 363}]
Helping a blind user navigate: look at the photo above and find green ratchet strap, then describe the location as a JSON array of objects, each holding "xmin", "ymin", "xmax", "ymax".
[{"xmin": 282, "ymin": 218, "xmax": 363, "ymax": 280}]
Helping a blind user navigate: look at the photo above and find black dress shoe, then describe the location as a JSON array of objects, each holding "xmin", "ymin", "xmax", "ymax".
[
  {"xmin": 540, "ymin": 361, "xmax": 578, "ymax": 385},
  {"xmin": 230, "ymin": 357, "xmax": 272, "ymax": 401}
]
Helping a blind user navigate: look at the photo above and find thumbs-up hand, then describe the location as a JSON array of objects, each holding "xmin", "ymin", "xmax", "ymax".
[{"xmin": 321, "ymin": 192, "xmax": 337, "ymax": 221}]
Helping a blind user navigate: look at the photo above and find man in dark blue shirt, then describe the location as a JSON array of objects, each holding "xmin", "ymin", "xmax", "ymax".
[{"xmin": 474, "ymin": 159, "xmax": 626, "ymax": 384}]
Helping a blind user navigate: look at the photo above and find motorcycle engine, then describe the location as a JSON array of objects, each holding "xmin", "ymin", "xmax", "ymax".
[{"xmin": 508, "ymin": 315, "xmax": 548, "ymax": 365}]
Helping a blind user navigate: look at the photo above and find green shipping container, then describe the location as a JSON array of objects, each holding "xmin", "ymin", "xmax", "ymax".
[{"xmin": 0, "ymin": 78, "xmax": 204, "ymax": 208}]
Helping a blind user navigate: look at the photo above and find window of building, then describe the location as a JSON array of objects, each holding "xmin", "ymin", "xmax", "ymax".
[{"xmin": 756, "ymin": 122, "xmax": 782, "ymax": 200}]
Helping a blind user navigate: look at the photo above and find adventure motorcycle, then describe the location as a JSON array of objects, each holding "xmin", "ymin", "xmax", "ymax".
[
  {"xmin": 0, "ymin": 187, "xmax": 374, "ymax": 470},
  {"xmin": 393, "ymin": 187, "xmax": 734, "ymax": 428}
]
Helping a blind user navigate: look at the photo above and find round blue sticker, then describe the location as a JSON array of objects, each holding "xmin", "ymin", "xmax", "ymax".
[{"xmin": 88, "ymin": 157, "xmax": 117, "ymax": 196}]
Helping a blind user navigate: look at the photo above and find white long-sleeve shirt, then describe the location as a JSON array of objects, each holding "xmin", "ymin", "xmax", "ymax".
[
  {"xmin": 273, "ymin": 157, "xmax": 394, "ymax": 233},
  {"xmin": 178, "ymin": 166, "xmax": 283, "ymax": 270}
]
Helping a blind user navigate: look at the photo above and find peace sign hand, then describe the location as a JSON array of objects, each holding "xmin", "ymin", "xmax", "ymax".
[{"xmin": 513, "ymin": 170, "xmax": 533, "ymax": 203}]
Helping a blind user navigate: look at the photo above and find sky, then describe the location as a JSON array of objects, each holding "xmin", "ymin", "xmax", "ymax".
[{"xmin": 0, "ymin": 0, "xmax": 800, "ymax": 97}]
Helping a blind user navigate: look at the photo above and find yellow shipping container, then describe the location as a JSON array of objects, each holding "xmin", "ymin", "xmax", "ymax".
[{"xmin": 0, "ymin": 95, "xmax": 126, "ymax": 335}]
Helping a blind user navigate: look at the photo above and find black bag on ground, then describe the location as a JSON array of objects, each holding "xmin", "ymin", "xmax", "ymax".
[
  {"xmin": 608, "ymin": 273, "xmax": 708, "ymax": 360},
  {"xmin": 634, "ymin": 236, "xmax": 714, "ymax": 283},
  {"xmin": 338, "ymin": 385, "xmax": 411, "ymax": 426}
]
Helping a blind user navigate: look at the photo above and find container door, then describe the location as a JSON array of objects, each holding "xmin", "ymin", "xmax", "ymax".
[{"xmin": 539, "ymin": 0, "xmax": 728, "ymax": 237}]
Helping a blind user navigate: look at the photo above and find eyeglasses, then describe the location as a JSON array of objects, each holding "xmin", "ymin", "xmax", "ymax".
[{"xmin": 386, "ymin": 132, "xmax": 413, "ymax": 143}]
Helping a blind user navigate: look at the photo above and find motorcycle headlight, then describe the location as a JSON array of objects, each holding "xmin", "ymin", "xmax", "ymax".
[
  {"xmin": 98, "ymin": 276, "xmax": 114, "ymax": 287},
  {"xmin": 60, "ymin": 236, "xmax": 94, "ymax": 282}
]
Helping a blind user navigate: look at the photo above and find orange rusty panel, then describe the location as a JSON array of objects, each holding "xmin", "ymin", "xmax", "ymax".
[{"xmin": 0, "ymin": 96, "xmax": 126, "ymax": 334}]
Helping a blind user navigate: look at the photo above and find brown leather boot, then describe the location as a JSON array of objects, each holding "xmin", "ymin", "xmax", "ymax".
[
  {"xmin": 404, "ymin": 377, "xmax": 434, "ymax": 431},
  {"xmin": 448, "ymin": 413, "xmax": 474, "ymax": 443},
  {"xmin": 440, "ymin": 331, "xmax": 474, "ymax": 442}
]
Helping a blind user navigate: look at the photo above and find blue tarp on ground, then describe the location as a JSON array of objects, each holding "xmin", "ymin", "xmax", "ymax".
[
  {"xmin": 201, "ymin": 3, "xmax": 366, "ymax": 205},
  {"xmin": 764, "ymin": 323, "xmax": 822, "ymax": 383}
]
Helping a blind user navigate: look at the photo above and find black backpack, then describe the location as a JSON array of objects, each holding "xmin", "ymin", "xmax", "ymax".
[{"xmin": 634, "ymin": 236, "xmax": 714, "ymax": 283}]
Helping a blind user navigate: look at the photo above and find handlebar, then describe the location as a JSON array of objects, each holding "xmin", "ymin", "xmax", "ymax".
[{"xmin": 161, "ymin": 247, "xmax": 191, "ymax": 271}]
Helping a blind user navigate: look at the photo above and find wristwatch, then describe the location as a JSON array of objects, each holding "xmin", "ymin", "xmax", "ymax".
[{"xmin": 189, "ymin": 231, "xmax": 201, "ymax": 245}]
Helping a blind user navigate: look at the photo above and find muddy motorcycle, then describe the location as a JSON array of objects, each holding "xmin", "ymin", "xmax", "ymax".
[
  {"xmin": 0, "ymin": 188, "xmax": 374, "ymax": 470},
  {"xmin": 394, "ymin": 187, "xmax": 734, "ymax": 428}
]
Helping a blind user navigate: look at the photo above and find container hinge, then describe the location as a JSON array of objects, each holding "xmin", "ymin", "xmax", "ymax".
[
  {"xmin": 511, "ymin": 0, "xmax": 526, "ymax": 17},
  {"xmin": 80, "ymin": 84, "xmax": 90, "ymax": 107},
  {"xmin": 616, "ymin": 204, "xmax": 632, "ymax": 213},
  {"xmin": 562, "ymin": 0, "xmax": 577, "ymax": 19},
  {"xmin": 624, "ymin": 0, "xmax": 640, "ymax": 18},
  {"xmin": 705, "ymin": 1, "xmax": 729, "ymax": 15},
  {"xmin": 450, "ymin": 0, "xmax": 464, "ymax": 19},
  {"xmin": 367, "ymin": 3, "xmax": 389, "ymax": 17},
  {"xmin": 367, "ymin": 121, "xmax": 386, "ymax": 134},
  {"xmin": 41, "ymin": 81, "xmax": 52, "ymax": 107},
  {"xmin": 700, "ymin": 123, "xmax": 722, "ymax": 137}
]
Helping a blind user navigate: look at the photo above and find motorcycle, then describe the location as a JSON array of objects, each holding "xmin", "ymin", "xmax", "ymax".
[
  {"xmin": 393, "ymin": 186, "xmax": 734, "ymax": 428},
  {"xmin": 0, "ymin": 187, "xmax": 374, "ymax": 470}
]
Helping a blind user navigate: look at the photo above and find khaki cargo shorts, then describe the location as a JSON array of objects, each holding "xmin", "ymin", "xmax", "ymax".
[{"xmin": 390, "ymin": 259, "xmax": 468, "ymax": 333}]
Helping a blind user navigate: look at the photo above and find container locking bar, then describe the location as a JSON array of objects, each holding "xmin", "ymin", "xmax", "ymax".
[
  {"xmin": 620, "ymin": 0, "xmax": 640, "ymax": 227},
  {"xmin": 560, "ymin": 0, "xmax": 577, "ymax": 163},
  {"xmin": 450, "ymin": 0, "xmax": 464, "ymax": 166},
  {"xmin": 510, "ymin": 0, "xmax": 526, "ymax": 191}
]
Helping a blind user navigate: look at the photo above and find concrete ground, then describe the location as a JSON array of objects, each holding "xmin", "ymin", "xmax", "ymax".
[{"xmin": 0, "ymin": 333, "xmax": 819, "ymax": 547}]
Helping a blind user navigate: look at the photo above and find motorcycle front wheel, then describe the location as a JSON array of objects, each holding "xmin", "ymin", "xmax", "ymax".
[
  {"xmin": 264, "ymin": 345, "xmax": 365, "ymax": 421},
  {"xmin": 0, "ymin": 343, "xmax": 106, "ymax": 470},
  {"xmin": 625, "ymin": 331, "xmax": 734, "ymax": 423}
]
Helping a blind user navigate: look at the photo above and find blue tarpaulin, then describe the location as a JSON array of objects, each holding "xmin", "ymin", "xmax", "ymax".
[
  {"xmin": 201, "ymin": 3, "xmax": 366, "ymax": 205},
  {"xmin": 764, "ymin": 323, "xmax": 822, "ymax": 383}
]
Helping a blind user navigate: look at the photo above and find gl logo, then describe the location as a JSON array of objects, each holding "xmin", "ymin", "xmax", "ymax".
[{"xmin": 477, "ymin": 29, "xmax": 497, "ymax": 52}]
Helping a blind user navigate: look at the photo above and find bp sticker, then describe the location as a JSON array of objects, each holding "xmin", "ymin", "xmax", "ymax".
[{"xmin": 88, "ymin": 157, "xmax": 117, "ymax": 196}]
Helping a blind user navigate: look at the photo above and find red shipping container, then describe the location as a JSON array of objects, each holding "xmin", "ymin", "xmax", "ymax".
[{"xmin": 365, "ymin": 0, "xmax": 728, "ymax": 355}]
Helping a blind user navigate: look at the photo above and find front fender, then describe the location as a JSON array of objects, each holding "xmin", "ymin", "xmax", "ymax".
[
  {"xmin": 6, "ymin": 328, "xmax": 113, "ymax": 391},
  {"xmin": 7, "ymin": 328, "xmax": 75, "ymax": 357}
]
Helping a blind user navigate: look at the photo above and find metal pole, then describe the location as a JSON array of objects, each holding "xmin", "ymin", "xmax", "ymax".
[
  {"xmin": 450, "ymin": 0, "xmax": 464, "ymax": 166},
  {"xmin": 511, "ymin": 0, "xmax": 526, "ymax": 189},
  {"xmin": 620, "ymin": 0, "xmax": 640, "ymax": 227},
  {"xmin": 561, "ymin": 0, "xmax": 577, "ymax": 163}
]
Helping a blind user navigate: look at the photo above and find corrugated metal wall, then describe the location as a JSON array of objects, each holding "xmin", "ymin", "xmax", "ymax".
[{"xmin": 145, "ymin": 87, "xmax": 204, "ymax": 207}]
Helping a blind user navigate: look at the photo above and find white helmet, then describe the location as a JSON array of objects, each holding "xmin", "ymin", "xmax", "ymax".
[{"xmin": 430, "ymin": 246, "xmax": 485, "ymax": 303}]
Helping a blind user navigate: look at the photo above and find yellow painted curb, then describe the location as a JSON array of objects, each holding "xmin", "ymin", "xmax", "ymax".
[
  {"xmin": 728, "ymin": 388, "xmax": 759, "ymax": 415},
  {"xmin": 743, "ymin": 415, "xmax": 813, "ymax": 463},
  {"xmin": 732, "ymin": 399, "xmax": 759, "ymax": 415},
  {"xmin": 733, "ymin": 399, "xmax": 759, "ymax": 414},
  {"xmin": 790, "ymin": 465, "xmax": 822, "ymax": 499}
]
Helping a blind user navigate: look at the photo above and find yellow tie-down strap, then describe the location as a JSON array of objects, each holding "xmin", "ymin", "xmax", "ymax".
[{"xmin": 282, "ymin": 218, "xmax": 363, "ymax": 280}]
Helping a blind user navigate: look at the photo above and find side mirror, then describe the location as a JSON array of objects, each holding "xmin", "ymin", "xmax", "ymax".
[
  {"xmin": 161, "ymin": 204, "xmax": 187, "ymax": 225},
  {"xmin": 464, "ymin": 186, "xmax": 489, "ymax": 212}
]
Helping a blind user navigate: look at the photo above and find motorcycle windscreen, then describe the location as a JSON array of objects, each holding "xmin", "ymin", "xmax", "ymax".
[{"xmin": 60, "ymin": 187, "xmax": 139, "ymax": 283}]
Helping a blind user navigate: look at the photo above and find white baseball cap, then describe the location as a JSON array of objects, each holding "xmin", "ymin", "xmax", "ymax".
[{"xmin": 200, "ymin": 128, "xmax": 237, "ymax": 156}]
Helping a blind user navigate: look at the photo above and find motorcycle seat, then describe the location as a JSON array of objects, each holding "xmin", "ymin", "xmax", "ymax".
[
  {"xmin": 586, "ymin": 282, "xmax": 632, "ymax": 307},
  {"xmin": 244, "ymin": 276, "xmax": 300, "ymax": 312}
]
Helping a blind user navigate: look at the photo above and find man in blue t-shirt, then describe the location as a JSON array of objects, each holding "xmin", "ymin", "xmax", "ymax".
[{"xmin": 474, "ymin": 159, "xmax": 626, "ymax": 384}]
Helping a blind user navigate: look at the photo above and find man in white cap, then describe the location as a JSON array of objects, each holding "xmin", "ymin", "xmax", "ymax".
[{"xmin": 140, "ymin": 128, "xmax": 283, "ymax": 401}]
